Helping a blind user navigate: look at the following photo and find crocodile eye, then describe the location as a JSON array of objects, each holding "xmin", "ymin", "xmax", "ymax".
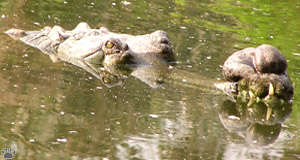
[{"xmin": 106, "ymin": 41, "xmax": 114, "ymax": 48}]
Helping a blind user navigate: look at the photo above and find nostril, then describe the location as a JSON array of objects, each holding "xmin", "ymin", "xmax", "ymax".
[
  {"xmin": 159, "ymin": 37, "xmax": 169, "ymax": 44},
  {"xmin": 124, "ymin": 44, "xmax": 129, "ymax": 51},
  {"xmin": 121, "ymin": 52, "xmax": 133, "ymax": 63}
]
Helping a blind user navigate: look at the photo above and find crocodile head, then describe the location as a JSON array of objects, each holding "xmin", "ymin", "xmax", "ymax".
[{"xmin": 82, "ymin": 36, "xmax": 134, "ymax": 66}]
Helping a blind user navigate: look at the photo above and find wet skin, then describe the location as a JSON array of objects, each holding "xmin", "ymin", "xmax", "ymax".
[
  {"xmin": 5, "ymin": 22, "xmax": 175, "ymax": 66},
  {"xmin": 5, "ymin": 23, "xmax": 175, "ymax": 88},
  {"xmin": 5, "ymin": 25, "xmax": 293, "ymax": 102},
  {"xmin": 221, "ymin": 44, "xmax": 293, "ymax": 101}
]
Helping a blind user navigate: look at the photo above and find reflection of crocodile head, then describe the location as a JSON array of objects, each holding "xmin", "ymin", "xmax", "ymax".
[
  {"xmin": 218, "ymin": 97, "xmax": 292, "ymax": 146},
  {"xmin": 75, "ymin": 61, "xmax": 170, "ymax": 88}
]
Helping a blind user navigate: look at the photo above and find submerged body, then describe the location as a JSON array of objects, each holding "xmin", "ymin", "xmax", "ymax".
[
  {"xmin": 5, "ymin": 24, "xmax": 293, "ymax": 101},
  {"xmin": 6, "ymin": 23, "xmax": 176, "ymax": 88}
]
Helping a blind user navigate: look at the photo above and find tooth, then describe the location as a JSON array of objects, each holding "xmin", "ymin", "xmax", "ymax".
[
  {"xmin": 247, "ymin": 91, "xmax": 256, "ymax": 107},
  {"xmin": 256, "ymin": 97, "xmax": 261, "ymax": 103},
  {"xmin": 247, "ymin": 98, "xmax": 255, "ymax": 107},
  {"xmin": 249, "ymin": 90, "xmax": 255, "ymax": 99},
  {"xmin": 269, "ymin": 83, "xmax": 274, "ymax": 96},
  {"xmin": 266, "ymin": 107, "xmax": 273, "ymax": 120}
]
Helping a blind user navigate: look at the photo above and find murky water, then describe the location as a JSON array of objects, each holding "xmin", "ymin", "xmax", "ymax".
[{"xmin": 0, "ymin": 0, "xmax": 300, "ymax": 159}]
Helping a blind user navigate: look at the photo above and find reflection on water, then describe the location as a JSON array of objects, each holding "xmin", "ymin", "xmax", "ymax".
[
  {"xmin": 0, "ymin": 0, "xmax": 300, "ymax": 159},
  {"xmin": 219, "ymin": 99, "xmax": 292, "ymax": 146}
]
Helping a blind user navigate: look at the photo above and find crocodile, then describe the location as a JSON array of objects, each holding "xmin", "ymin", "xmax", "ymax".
[
  {"xmin": 5, "ymin": 23, "xmax": 293, "ymax": 102},
  {"xmin": 5, "ymin": 22, "xmax": 175, "ymax": 66},
  {"xmin": 5, "ymin": 22, "xmax": 175, "ymax": 88}
]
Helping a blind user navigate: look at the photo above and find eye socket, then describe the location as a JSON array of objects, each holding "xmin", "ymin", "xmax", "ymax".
[{"xmin": 106, "ymin": 41, "xmax": 114, "ymax": 48}]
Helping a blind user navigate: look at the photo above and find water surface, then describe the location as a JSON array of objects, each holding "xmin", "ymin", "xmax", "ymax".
[{"xmin": 0, "ymin": 0, "xmax": 300, "ymax": 159}]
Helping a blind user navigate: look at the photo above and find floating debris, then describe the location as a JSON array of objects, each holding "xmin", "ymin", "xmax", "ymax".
[
  {"xmin": 180, "ymin": 26, "xmax": 187, "ymax": 30},
  {"xmin": 34, "ymin": 22, "xmax": 40, "ymax": 26},
  {"xmin": 96, "ymin": 86, "xmax": 103, "ymax": 90},
  {"xmin": 292, "ymin": 53, "xmax": 300, "ymax": 56},
  {"xmin": 149, "ymin": 114, "xmax": 158, "ymax": 118},
  {"xmin": 57, "ymin": 138, "xmax": 67, "ymax": 143},
  {"xmin": 122, "ymin": 1, "xmax": 131, "ymax": 5}
]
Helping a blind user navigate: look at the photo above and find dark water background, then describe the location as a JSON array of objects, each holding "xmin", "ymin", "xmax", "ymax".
[{"xmin": 0, "ymin": 0, "xmax": 299, "ymax": 159}]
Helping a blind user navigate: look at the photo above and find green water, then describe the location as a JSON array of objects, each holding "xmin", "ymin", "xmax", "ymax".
[{"xmin": 0, "ymin": 0, "xmax": 300, "ymax": 159}]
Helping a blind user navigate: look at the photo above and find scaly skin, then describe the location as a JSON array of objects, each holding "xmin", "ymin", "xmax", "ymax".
[
  {"xmin": 5, "ymin": 24, "xmax": 293, "ymax": 103},
  {"xmin": 5, "ymin": 22, "xmax": 175, "ymax": 66}
]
